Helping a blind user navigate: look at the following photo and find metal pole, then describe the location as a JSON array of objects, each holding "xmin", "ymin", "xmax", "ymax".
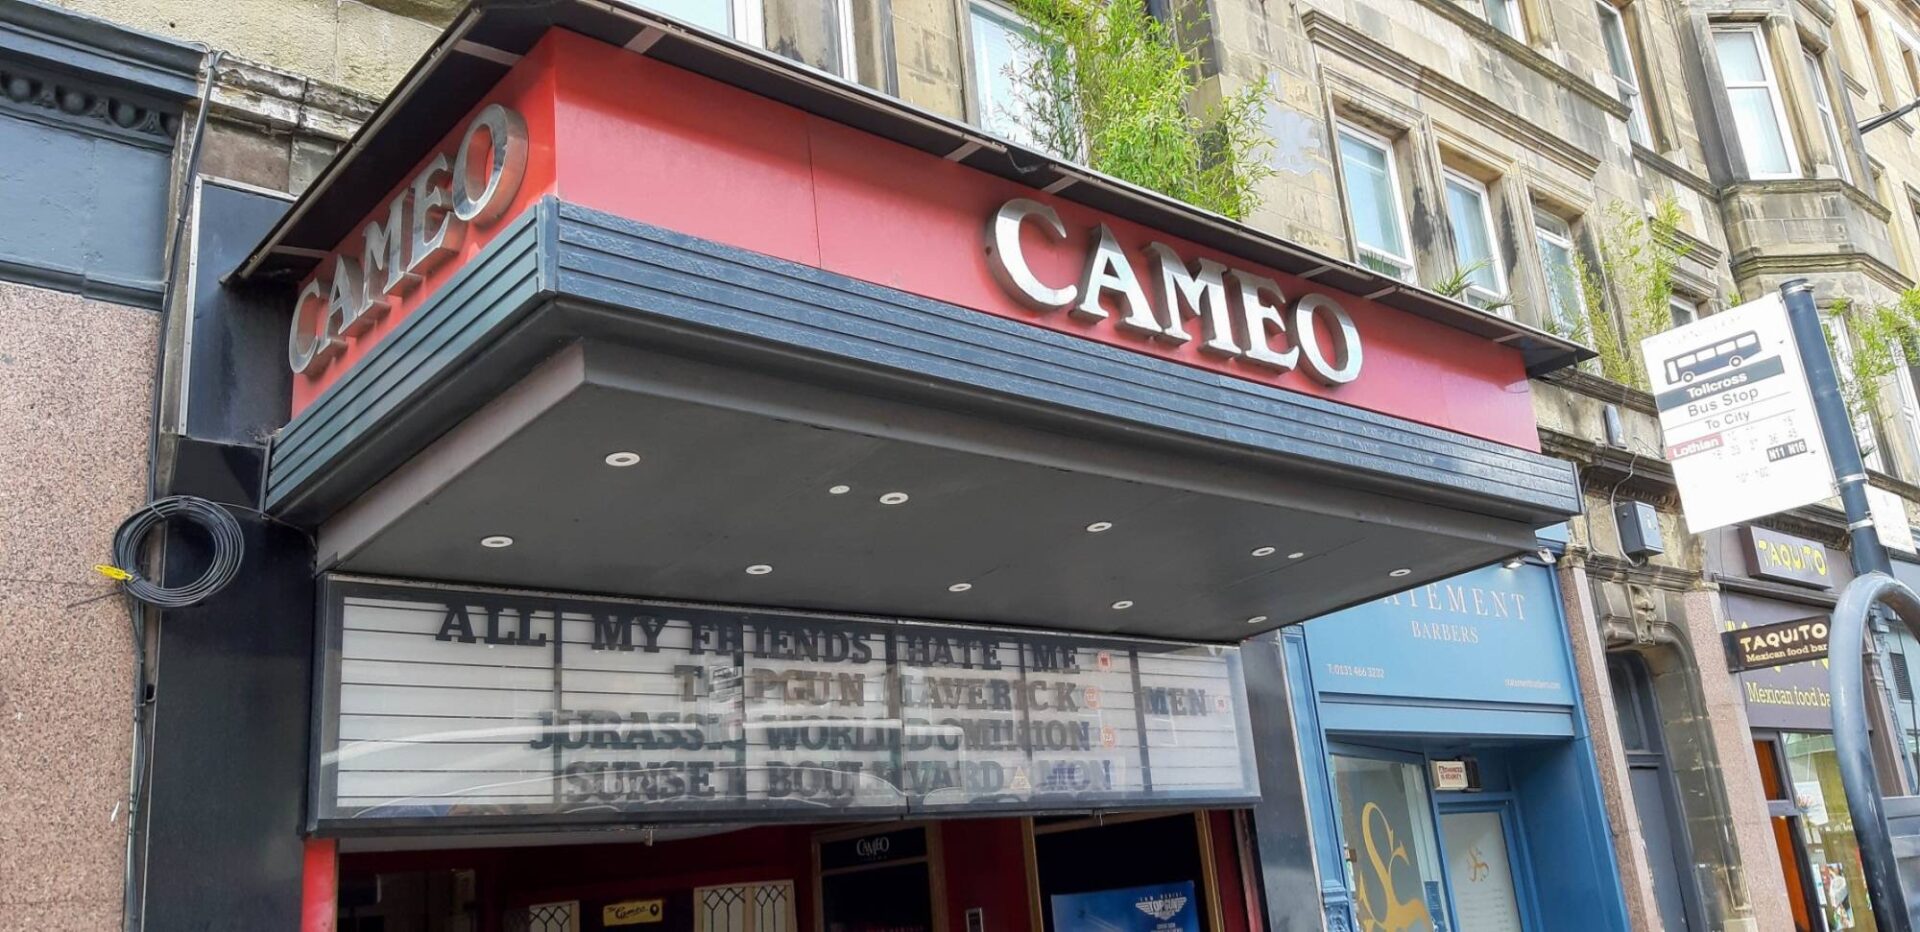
[
  {"xmin": 1782, "ymin": 279, "xmax": 1912, "ymax": 930},
  {"xmin": 1834, "ymin": 574, "xmax": 1918, "ymax": 931},
  {"xmin": 1781, "ymin": 279, "xmax": 1893, "ymax": 575}
]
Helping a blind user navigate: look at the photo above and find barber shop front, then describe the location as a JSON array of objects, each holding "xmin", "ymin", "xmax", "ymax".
[
  {"xmin": 138, "ymin": 2, "xmax": 1586, "ymax": 930},
  {"xmin": 1285, "ymin": 555, "xmax": 1627, "ymax": 932}
]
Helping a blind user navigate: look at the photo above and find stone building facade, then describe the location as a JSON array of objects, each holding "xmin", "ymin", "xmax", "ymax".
[{"xmin": 13, "ymin": 0, "xmax": 1920, "ymax": 928}]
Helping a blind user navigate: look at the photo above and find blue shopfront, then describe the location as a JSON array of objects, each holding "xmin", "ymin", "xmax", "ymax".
[{"xmin": 1284, "ymin": 556, "xmax": 1627, "ymax": 932}]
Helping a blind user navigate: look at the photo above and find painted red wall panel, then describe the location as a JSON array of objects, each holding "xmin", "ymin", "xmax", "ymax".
[
  {"xmin": 294, "ymin": 28, "xmax": 1541, "ymax": 451},
  {"xmin": 288, "ymin": 38, "xmax": 563, "ymax": 415},
  {"xmin": 942, "ymin": 818, "xmax": 1034, "ymax": 932}
]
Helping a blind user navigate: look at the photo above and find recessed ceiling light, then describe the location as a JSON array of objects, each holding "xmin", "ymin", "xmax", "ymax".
[
  {"xmin": 1251, "ymin": 546, "xmax": 1276, "ymax": 557},
  {"xmin": 745, "ymin": 564, "xmax": 774, "ymax": 575},
  {"xmin": 480, "ymin": 535, "xmax": 514, "ymax": 548},
  {"xmin": 1086, "ymin": 521, "xmax": 1114, "ymax": 533},
  {"xmin": 880, "ymin": 492, "xmax": 910, "ymax": 505},
  {"xmin": 1246, "ymin": 615, "xmax": 1268, "ymax": 625},
  {"xmin": 1389, "ymin": 568, "xmax": 1412, "ymax": 577},
  {"xmin": 949, "ymin": 582, "xmax": 973, "ymax": 592},
  {"xmin": 604, "ymin": 451, "xmax": 641, "ymax": 467},
  {"xmin": 1288, "ymin": 552, "xmax": 1307, "ymax": 560},
  {"xmin": 1111, "ymin": 600, "xmax": 1134, "ymax": 610},
  {"xmin": 829, "ymin": 484, "xmax": 852, "ymax": 495}
]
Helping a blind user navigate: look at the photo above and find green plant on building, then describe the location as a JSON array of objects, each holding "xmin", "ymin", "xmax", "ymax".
[
  {"xmin": 1007, "ymin": 0, "xmax": 1277, "ymax": 220},
  {"xmin": 1828, "ymin": 290, "xmax": 1920, "ymax": 426},
  {"xmin": 1551, "ymin": 197, "xmax": 1692, "ymax": 391}
]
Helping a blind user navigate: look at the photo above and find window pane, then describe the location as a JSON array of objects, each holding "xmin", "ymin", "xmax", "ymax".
[
  {"xmin": 1806, "ymin": 51, "xmax": 1853, "ymax": 182},
  {"xmin": 1331, "ymin": 755, "xmax": 1445, "ymax": 932},
  {"xmin": 1715, "ymin": 29, "xmax": 1767, "ymax": 83},
  {"xmin": 641, "ymin": 0, "xmax": 734, "ymax": 34},
  {"xmin": 1537, "ymin": 227, "xmax": 1583, "ymax": 331},
  {"xmin": 1339, "ymin": 132, "xmax": 1407, "ymax": 261},
  {"xmin": 1598, "ymin": 5, "xmax": 1634, "ymax": 81},
  {"xmin": 1729, "ymin": 86, "xmax": 1793, "ymax": 175},
  {"xmin": 1445, "ymin": 178, "xmax": 1500, "ymax": 294},
  {"xmin": 971, "ymin": 4, "xmax": 1045, "ymax": 147},
  {"xmin": 762, "ymin": 0, "xmax": 850, "ymax": 76},
  {"xmin": 1487, "ymin": 0, "xmax": 1523, "ymax": 39},
  {"xmin": 1669, "ymin": 297, "xmax": 1698, "ymax": 327}
]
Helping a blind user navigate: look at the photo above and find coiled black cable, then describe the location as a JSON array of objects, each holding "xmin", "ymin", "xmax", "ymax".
[{"xmin": 110, "ymin": 496, "xmax": 244, "ymax": 609}]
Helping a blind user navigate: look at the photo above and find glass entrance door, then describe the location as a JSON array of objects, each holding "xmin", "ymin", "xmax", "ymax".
[
  {"xmin": 1329, "ymin": 750, "xmax": 1448, "ymax": 932},
  {"xmin": 1438, "ymin": 807, "xmax": 1526, "ymax": 931}
]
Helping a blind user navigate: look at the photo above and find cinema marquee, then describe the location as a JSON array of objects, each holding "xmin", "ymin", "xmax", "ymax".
[{"xmin": 151, "ymin": 1, "xmax": 1592, "ymax": 927}]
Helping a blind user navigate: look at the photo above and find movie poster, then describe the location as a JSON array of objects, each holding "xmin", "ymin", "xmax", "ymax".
[{"xmin": 1049, "ymin": 881, "xmax": 1200, "ymax": 932}]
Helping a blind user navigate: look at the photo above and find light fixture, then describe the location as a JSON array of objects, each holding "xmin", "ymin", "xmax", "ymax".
[
  {"xmin": 1389, "ymin": 568, "xmax": 1412, "ymax": 577},
  {"xmin": 1503, "ymin": 556, "xmax": 1526, "ymax": 569},
  {"xmin": 1246, "ymin": 615, "xmax": 1269, "ymax": 625},
  {"xmin": 745, "ymin": 564, "xmax": 774, "ymax": 575},
  {"xmin": 1111, "ymin": 600, "xmax": 1134, "ymax": 610},
  {"xmin": 480, "ymin": 535, "xmax": 514, "ymax": 548},
  {"xmin": 1086, "ymin": 521, "xmax": 1114, "ymax": 533},
  {"xmin": 879, "ymin": 492, "xmax": 910, "ymax": 505},
  {"xmin": 604, "ymin": 451, "xmax": 641, "ymax": 467},
  {"xmin": 1250, "ymin": 546, "xmax": 1276, "ymax": 557},
  {"xmin": 1538, "ymin": 548, "xmax": 1556, "ymax": 565},
  {"xmin": 829, "ymin": 484, "xmax": 852, "ymax": 495},
  {"xmin": 949, "ymin": 582, "xmax": 973, "ymax": 593},
  {"xmin": 1288, "ymin": 552, "xmax": 1307, "ymax": 560}
]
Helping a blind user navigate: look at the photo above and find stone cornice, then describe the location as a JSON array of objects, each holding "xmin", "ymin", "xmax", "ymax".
[
  {"xmin": 1300, "ymin": 8, "xmax": 1607, "ymax": 179},
  {"xmin": 1634, "ymin": 144, "xmax": 1717, "ymax": 198},
  {"xmin": 1722, "ymin": 177, "xmax": 1893, "ymax": 223},
  {"xmin": 1539, "ymin": 367, "xmax": 1657, "ymax": 415},
  {"xmin": 208, "ymin": 54, "xmax": 375, "ymax": 142},
  {"xmin": 0, "ymin": 0, "xmax": 202, "ymax": 100},
  {"xmin": 1729, "ymin": 250, "xmax": 1913, "ymax": 293}
]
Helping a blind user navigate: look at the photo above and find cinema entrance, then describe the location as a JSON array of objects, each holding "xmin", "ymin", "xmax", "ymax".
[
  {"xmin": 138, "ymin": 1, "xmax": 1590, "ymax": 929},
  {"xmin": 333, "ymin": 812, "xmax": 1257, "ymax": 932}
]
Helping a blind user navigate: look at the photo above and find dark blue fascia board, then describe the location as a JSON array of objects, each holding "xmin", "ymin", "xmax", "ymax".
[
  {"xmin": 0, "ymin": 0, "xmax": 203, "ymax": 100},
  {"xmin": 266, "ymin": 196, "xmax": 1580, "ymax": 526}
]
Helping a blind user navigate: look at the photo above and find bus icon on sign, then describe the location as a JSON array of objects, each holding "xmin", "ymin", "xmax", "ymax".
[{"xmin": 1664, "ymin": 331, "xmax": 1760, "ymax": 383}]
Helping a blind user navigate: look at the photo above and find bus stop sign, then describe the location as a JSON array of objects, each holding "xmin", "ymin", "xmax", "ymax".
[{"xmin": 1642, "ymin": 293, "xmax": 1835, "ymax": 532}]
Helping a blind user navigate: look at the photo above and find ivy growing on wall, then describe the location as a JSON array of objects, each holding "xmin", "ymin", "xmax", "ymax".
[
  {"xmin": 1562, "ymin": 197, "xmax": 1693, "ymax": 391},
  {"xmin": 1008, "ymin": 0, "xmax": 1278, "ymax": 220}
]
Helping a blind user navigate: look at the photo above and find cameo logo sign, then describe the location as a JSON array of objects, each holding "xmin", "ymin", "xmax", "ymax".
[
  {"xmin": 1723, "ymin": 616, "xmax": 1831, "ymax": 672},
  {"xmin": 855, "ymin": 836, "xmax": 890, "ymax": 859},
  {"xmin": 984, "ymin": 199, "xmax": 1363, "ymax": 385},
  {"xmin": 287, "ymin": 103, "xmax": 529, "ymax": 375},
  {"xmin": 602, "ymin": 899, "xmax": 664, "ymax": 926}
]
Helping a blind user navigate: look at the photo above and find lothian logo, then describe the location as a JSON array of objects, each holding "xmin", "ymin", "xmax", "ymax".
[{"xmin": 1135, "ymin": 894, "xmax": 1188, "ymax": 921}]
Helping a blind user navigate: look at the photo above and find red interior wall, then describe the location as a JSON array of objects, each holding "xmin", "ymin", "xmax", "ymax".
[
  {"xmin": 1210, "ymin": 810, "xmax": 1256, "ymax": 932},
  {"xmin": 941, "ymin": 818, "xmax": 1034, "ymax": 932}
]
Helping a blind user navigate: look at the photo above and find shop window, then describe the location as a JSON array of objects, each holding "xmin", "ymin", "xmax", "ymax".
[
  {"xmin": 1443, "ymin": 170, "xmax": 1510, "ymax": 314},
  {"xmin": 1782, "ymin": 733, "xmax": 1878, "ymax": 932},
  {"xmin": 1533, "ymin": 211, "xmax": 1585, "ymax": 335},
  {"xmin": 1804, "ymin": 48, "xmax": 1854, "ymax": 183},
  {"xmin": 1336, "ymin": 123, "xmax": 1416, "ymax": 282},
  {"xmin": 1856, "ymin": 2, "xmax": 1896, "ymax": 105},
  {"xmin": 968, "ymin": 1, "xmax": 1048, "ymax": 148},
  {"xmin": 1596, "ymin": 1, "xmax": 1651, "ymax": 146},
  {"xmin": 1328, "ymin": 753, "xmax": 1447, "ymax": 931},
  {"xmin": 1713, "ymin": 25, "xmax": 1801, "ymax": 179}
]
